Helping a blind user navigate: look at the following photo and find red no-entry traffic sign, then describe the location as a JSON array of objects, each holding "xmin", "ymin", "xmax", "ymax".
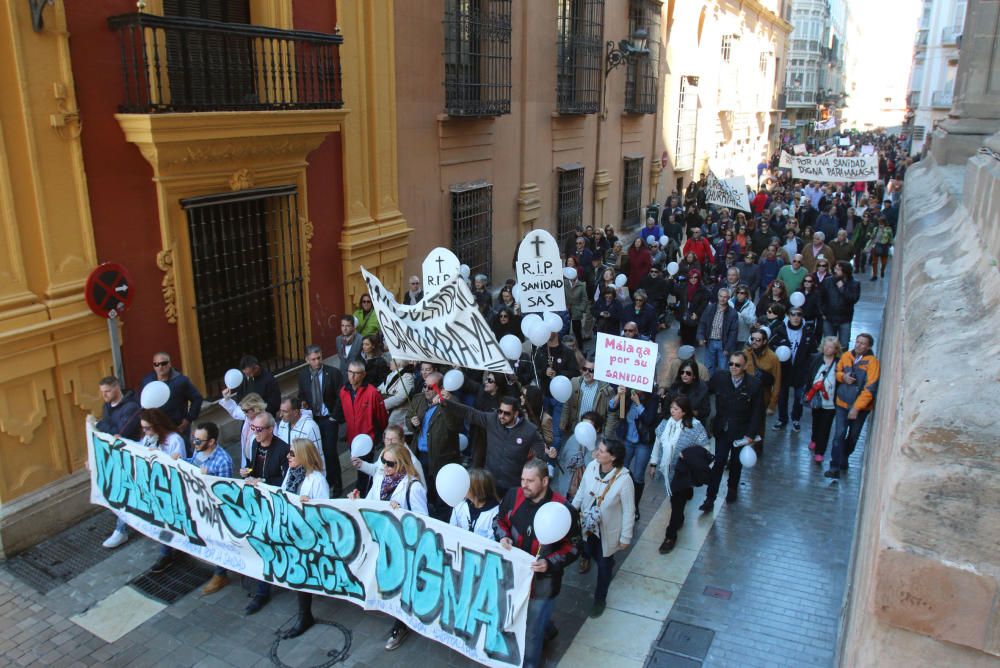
[{"xmin": 85, "ymin": 262, "xmax": 133, "ymax": 319}]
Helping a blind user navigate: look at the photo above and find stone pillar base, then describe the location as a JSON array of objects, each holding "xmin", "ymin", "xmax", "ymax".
[
  {"xmin": 930, "ymin": 118, "xmax": 1000, "ymax": 165},
  {"xmin": 0, "ymin": 471, "xmax": 95, "ymax": 559}
]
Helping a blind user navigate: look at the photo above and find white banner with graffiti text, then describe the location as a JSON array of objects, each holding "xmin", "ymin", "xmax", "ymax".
[
  {"xmin": 704, "ymin": 171, "xmax": 751, "ymax": 212},
  {"xmin": 790, "ymin": 155, "xmax": 879, "ymax": 182},
  {"xmin": 87, "ymin": 425, "xmax": 533, "ymax": 667},
  {"xmin": 361, "ymin": 267, "xmax": 513, "ymax": 374}
]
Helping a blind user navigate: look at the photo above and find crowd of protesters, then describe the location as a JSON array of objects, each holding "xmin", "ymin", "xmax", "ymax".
[{"xmin": 91, "ymin": 130, "xmax": 900, "ymax": 668}]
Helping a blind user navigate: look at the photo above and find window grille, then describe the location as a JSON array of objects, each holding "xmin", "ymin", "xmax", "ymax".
[
  {"xmin": 450, "ymin": 181, "xmax": 494, "ymax": 279},
  {"xmin": 556, "ymin": 166, "xmax": 585, "ymax": 249},
  {"xmin": 675, "ymin": 76, "xmax": 698, "ymax": 172},
  {"xmin": 556, "ymin": 0, "xmax": 604, "ymax": 114},
  {"xmin": 912, "ymin": 125, "xmax": 926, "ymax": 141},
  {"xmin": 622, "ymin": 158, "xmax": 643, "ymax": 229},
  {"xmin": 721, "ymin": 34, "xmax": 734, "ymax": 62},
  {"xmin": 625, "ymin": 0, "xmax": 659, "ymax": 114},
  {"xmin": 443, "ymin": 0, "xmax": 512, "ymax": 117},
  {"xmin": 182, "ymin": 185, "xmax": 306, "ymax": 397}
]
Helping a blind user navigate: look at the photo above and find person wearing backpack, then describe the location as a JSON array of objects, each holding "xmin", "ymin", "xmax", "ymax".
[{"xmin": 572, "ymin": 440, "xmax": 634, "ymax": 618}]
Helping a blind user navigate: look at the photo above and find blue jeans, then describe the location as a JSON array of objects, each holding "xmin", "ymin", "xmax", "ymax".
[
  {"xmin": 823, "ymin": 321, "xmax": 853, "ymax": 352},
  {"xmin": 584, "ymin": 533, "xmax": 616, "ymax": 603},
  {"xmin": 624, "ymin": 441, "xmax": 653, "ymax": 483},
  {"xmin": 543, "ymin": 396, "xmax": 564, "ymax": 450},
  {"xmin": 829, "ymin": 406, "xmax": 870, "ymax": 471},
  {"xmin": 778, "ymin": 383, "xmax": 805, "ymax": 424},
  {"xmin": 114, "ymin": 516, "xmax": 127, "ymax": 533},
  {"xmin": 704, "ymin": 339, "xmax": 727, "ymax": 377},
  {"xmin": 523, "ymin": 597, "xmax": 556, "ymax": 668}
]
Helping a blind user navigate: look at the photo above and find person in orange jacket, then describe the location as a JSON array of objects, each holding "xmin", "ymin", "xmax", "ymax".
[{"xmin": 825, "ymin": 333, "xmax": 879, "ymax": 478}]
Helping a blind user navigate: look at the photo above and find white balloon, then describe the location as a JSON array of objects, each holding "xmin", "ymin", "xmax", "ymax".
[
  {"xmin": 615, "ymin": 274, "xmax": 627, "ymax": 288},
  {"xmin": 563, "ymin": 267, "xmax": 577, "ymax": 280},
  {"xmin": 677, "ymin": 345, "xmax": 695, "ymax": 360},
  {"xmin": 512, "ymin": 285, "xmax": 522, "ymax": 302},
  {"xmin": 458, "ymin": 433, "xmax": 469, "ymax": 452},
  {"xmin": 500, "ymin": 334, "xmax": 523, "ymax": 361},
  {"xmin": 659, "ymin": 235, "xmax": 669, "ymax": 247},
  {"xmin": 521, "ymin": 314, "xmax": 543, "ymax": 338},
  {"xmin": 527, "ymin": 322, "xmax": 551, "ymax": 347},
  {"xmin": 351, "ymin": 434, "xmax": 374, "ymax": 458},
  {"xmin": 435, "ymin": 463, "xmax": 471, "ymax": 507},
  {"xmin": 790, "ymin": 291, "xmax": 806, "ymax": 308},
  {"xmin": 574, "ymin": 422, "xmax": 597, "ymax": 449},
  {"xmin": 549, "ymin": 375, "xmax": 572, "ymax": 403},
  {"xmin": 140, "ymin": 380, "xmax": 170, "ymax": 409},
  {"xmin": 223, "ymin": 368, "xmax": 244, "ymax": 390},
  {"xmin": 646, "ymin": 235, "xmax": 656, "ymax": 245},
  {"xmin": 534, "ymin": 501, "xmax": 572, "ymax": 545},
  {"xmin": 543, "ymin": 311, "xmax": 563, "ymax": 334},
  {"xmin": 667, "ymin": 262, "xmax": 679, "ymax": 276},
  {"xmin": 459, "ymin": 264, "xmax": 471, "ymax": 279},
  {"xmin": 775, "ymin": 345, "xmax": 792, "ymax": 362},
  {"xmin": 739, "ymin": 444, "xmax": 758, "ymax": 468},
  {"xmin": 443, "ymin": 369, "xmax": 465, "ymax": 392}
]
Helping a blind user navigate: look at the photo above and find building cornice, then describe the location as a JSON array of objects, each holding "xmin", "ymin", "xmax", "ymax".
[{"xmin": 741, "ymin": 0, "xmax": 793, "ymax": 34}]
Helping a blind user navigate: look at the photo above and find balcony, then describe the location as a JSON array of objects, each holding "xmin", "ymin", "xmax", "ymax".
[
  {"xmin": 931, "ymin": 90, "xmax": 953, "ymax": 109},
  {"xmin": 107, "ymin": 13, "xmax": 343, "ymax": 113},
  {"xmin": 915, "ymin": 29, "xmax": 928, "ymax": 49},
  {"xmin": 940, "ymin": 26, "xmax": 961, "ymax": 45}
]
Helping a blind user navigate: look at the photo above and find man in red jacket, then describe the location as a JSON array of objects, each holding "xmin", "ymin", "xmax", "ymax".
[
  {"xmin": 337, "ymin": 360, "xmax": 388, "ymax": 494},
  {"xmin": 682, "ymin": 227, "xmax": 714, "ymax": 267},
  {"xmin": 496, "ymin": 459, "xmax": 580, "ymax": 668}
]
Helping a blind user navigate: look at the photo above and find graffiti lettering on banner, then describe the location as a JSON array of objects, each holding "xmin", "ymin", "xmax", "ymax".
[
  {"xmin": 87, "ymin": 424, "xmax": 534, "ymax": 667},
  {"xmin": 515, "ymin": 229, "xmax": 566, "ymax": 313},
  {"xmin": 704, "ymin": 171, "xmax": 751, "ymax": 212},
  {"xmin": 791, "ymin": 155, "xmax": 878, "ymax": 183},
  {"xmin": 361, "ymin": 267, "xmax": 513, "ymax": 374},
  {"xmin": 593, "ymin": 333, "xmax": 657, "ymax": 391},
  {"xmin": 422, "ymin": 247, "xmax": 461, "ymax": 299}
]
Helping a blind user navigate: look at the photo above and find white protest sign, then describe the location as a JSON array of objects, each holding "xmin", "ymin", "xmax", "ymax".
[
  {"xmin": 793, "ymin": 143, "xmax": 807, "ymax": 155},
  {"xmin": 816, "ymin": 117, "xmax": 837, "ymax": 130},
  {"xmin": 791, "ymin": 155, "xmax": 879, "ymax": 183},
  {"xmin": 779, "ymin": 151, "xmax": 793, "ymax": 169},
  {"xmin": 422, "ymin": 247, "xmax": 461, "ymax": 298},
  {"xmin": 361, "ymin": 267, "xmax": 513, "ymax": 374},
  {"xmin": 818, "ymin": 148, "xmax": 838, "ymax": 157},
  {"xmin": 86, "ymin": 425, "xmax": 533, "ymax": 668},
  {"xmin": 704, "ymin": 171, "xmax": 751, "ymax": 212},
  {"xmin": 593, "ymin": 333, "xmax": 657, "ymax": 391},
  {"xmin": 515, "ymin": 229, "xmax": 566, "ymax": 313},
  {"xmin": 838, "ymin": 136, "xmax": 851, "ymax": 147},
  {"xmin": 861, "ymin": 144, "xmax": 875, "ymax": 155}
]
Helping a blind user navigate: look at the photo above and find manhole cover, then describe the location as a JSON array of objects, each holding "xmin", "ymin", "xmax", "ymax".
[
  {"xmin": 702, "ymin": 585, "xmax": 732, "ymax": 600},
  {"xmin": 4, "ymin": 512, "xmax": 115, "ymax": 594},
  {"xmin": 647, "ymin": 649, "xmax": 702, "ymax": 668},
  {"xmin": 129, "ymin": 552, "xmax": 215, "ymax": 604},
  {"xmin": 656, "ymin": 620, "xmax": 714, "ymax": 660}
]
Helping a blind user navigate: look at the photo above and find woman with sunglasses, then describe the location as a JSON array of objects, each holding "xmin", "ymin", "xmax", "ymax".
[
  {"xmin": 490, "ymin": 306, "xmax": 521, "ymax": 342},
  {"xmin": 798, "ymin": 273, "xmax": 824, "ymax": 330},
  {"xmin": 353, "ymin": 294, "xmax": 380, "ymax": 338},
  {"xmin": 275, "ymin": 438, "xmax": 330, "ymax": 639},
  {"xmin": 592, "ymin": 286, "xmax": 625, "ymax": 337},
  {"xmin": 663, "ymin": 359, "xmax": 711, "ymax": 423},
  {"xmin": 350, "ymin": 444, "xmax": 427, "ymax": 650},
  {"xmin": 648, "ymin": 396, "xmax": 709, "ymax": 554},
  {"xmin": 756, "ymin": 279, "xmax": 790, "ymax": 322}
]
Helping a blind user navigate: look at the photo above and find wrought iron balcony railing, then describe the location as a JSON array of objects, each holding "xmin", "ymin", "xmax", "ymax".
[{"xmin": 107, "ymin": 13, "xmax": 343, "ymax": 113}]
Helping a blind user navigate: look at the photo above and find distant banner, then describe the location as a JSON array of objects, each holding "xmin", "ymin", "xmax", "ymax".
[
  {"xmin": 815, "ymin": 117, "xmax": 837, "ymax": 130},
  {"xmin": 362, "ymin": 268, "xmax": 513, "ymax": 374},
  {"xmin": 779, "ymin": 151, "xmax": 793, "ymax": 169},
  {"xmin": 791, "ymin": 155, "xmax": 879, "ymax": 182},
  {"xmin": 87, "ymin": 425, "xmax": 533, "ymax": 667},
  {"xmin": 793, "ymin": 143, "xmax": 807, "ymax": 155},
  {"xmin": 515, "ymin": 230, "xmax": 566, "ymax": 313},
  {"xmin": 593, "ymin": 333, "xmax": 657, "ymax": 391},
  {"xmin": 861, "ymin": 144, "xmax": 875, "ymax": 155},
  {"xmin": 704, "ymin": 171, "xmax": 750, "ymax": 212}
]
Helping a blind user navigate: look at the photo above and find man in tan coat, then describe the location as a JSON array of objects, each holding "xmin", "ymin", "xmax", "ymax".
[
  {"xmin": 801, "ymin": 231, "xmax": 835, "ymax": 273},
  {"xmin": 559, "ymin": 357, "xmax": 612, "ymax": 435}
]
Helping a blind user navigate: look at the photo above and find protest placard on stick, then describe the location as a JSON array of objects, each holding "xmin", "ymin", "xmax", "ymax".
[
  {"xmin": 515, "ymin": 230, "xmax": 566, "ymax": 313},
  {"xmin": 593, "ymin": 333, "xmax": 657, "ymax": 391}
]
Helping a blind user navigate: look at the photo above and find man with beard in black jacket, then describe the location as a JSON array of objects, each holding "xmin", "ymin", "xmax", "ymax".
[{"xmin": 773, "ymin": 307, "xmax": 819, "ymax": 432}]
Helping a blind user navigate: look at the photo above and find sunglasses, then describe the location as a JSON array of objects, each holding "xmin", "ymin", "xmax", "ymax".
[
  {"xmin": 381, "ymin": 458, "xmax": 397, "ymax": 468},
  {"xmin": 583, "ymin": 366, "xmax": 595, "ymax": 372},
  {"xmin": 485, "ymin": 378, "xmax": 496, "ymax": 384},
  {"xmin": 250, "ymin": 425, "xmax": 271, "ymax": 433},
  {"xmin": 287, "ymin": 451, "xmax": 297, "ymax": 458},
  {"xmin": 680, "ymin": 370, "xmax": 694, "ymax": 376},
  {"xmin": 192, "ymin": 437, "xmax": 206, "ymax": 446},
  {"xmin": 153, "ymin": 361, "xmax": 170, "ymax": 367},
  {"xmin": 818, "ymin": 263, "xmax": 828, "ymax": 268},
  {"xmin": 789, "ymin": 311, "xmax": 803, "ymax": 317},
  {"xmin": 497, "ymin": 408, "xmax": 513, "ymax": 416},
  {"xmin": 729, "ymin": 362, "xmax": 744, "ymax": 368}
]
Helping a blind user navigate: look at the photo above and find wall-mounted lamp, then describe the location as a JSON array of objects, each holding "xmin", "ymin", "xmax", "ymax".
[{"xmin": 606, "ymin": 27, "xmax": 650, "ymax": 76}]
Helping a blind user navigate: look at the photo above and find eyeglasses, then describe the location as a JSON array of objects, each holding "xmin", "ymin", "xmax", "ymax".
[
  {"xmin": 792, "ymin": 259, "xmax": 801, "ymax": 264},
  {"xmin": 192, "ymin": 438, "xmax": 206, "ymax": 446},
  {"xmin": 497, "ymin": 408, "xmax": 514, "ymax": 416},
  {"xmin": 250, "ymin": 424, "xmax": 272, "ymax": 433},
  {"xmin": 499, "ymin": 314, "xmax": 509, "ymax": 319},
  {"xmin": 381, "ymin": 458, "xmax": 397, "ymax": 468},
  {"xmin": 729, "ymin": 362, "xmax": 744, "ymax": 368},
  {"xmin": 817, "ymin": 263, "xmax": 828, "ymax": 268},
  {"xmin": 485, "ymin": 378, "xmax": 496, "ymax": 384},
  {"xmin": 680, "ymin": 370, "xmax": 695, "ymax": 376},
  {"xmin": 348, "ymin": 370, "xmax": 364, "ymax": 376},
  {"xmin": 583, "ymin": 366, "xmax": 595, "ymax": 373},
  {"xmin": 737, "ymin": 290, "xmax": 748, "ymax": 295},
  {"xmin": 153, "ymin": 361, "xmax": 170, "ymax": 367},
  {"xmin": 287, "ymin": 451, "xmax": 297, "ymax": 458}
]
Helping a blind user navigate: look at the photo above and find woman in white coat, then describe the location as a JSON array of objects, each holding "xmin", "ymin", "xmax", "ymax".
[
  {"xmin": 274, "ymin": 438, "xmax": 329, "ymax": 639},
  {"xmin": 647, "ymin": 396, "xmax": 710, "ymax": 554},
  {"xmin": 449, "ymin": 468, "xmax": 500, "ymax": 539},
  {"xmin": 350, "ymin": 444, "xmax": 427, "ymax": 650},
  {"xmin": 379, "ymin": 360, "xmax": 415, "ymax": 434},
  {"xmin": 219, "ymin": 390, "xmax": 268, "ymax": 467},
  {"xmin": 572, "ymin": 440, "xmax": 635, "ymax": 619}
]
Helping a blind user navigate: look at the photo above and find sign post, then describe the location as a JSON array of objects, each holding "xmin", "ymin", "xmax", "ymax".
[{"xmin": 85, "ymin": 262, "xmax": 134, "ymax": 383}]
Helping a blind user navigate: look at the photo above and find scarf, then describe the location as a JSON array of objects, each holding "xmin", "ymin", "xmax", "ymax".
[
  {"xmin": 380, "ymin": 471, "xmax": 406, "ymax": 502},
  {"xmin": 284, "ymin": 466, "xmax": 306, "ymax": 494},
  {"xmin": 686, "ymin": 270, "xmax": 701, "ymax": 302}
]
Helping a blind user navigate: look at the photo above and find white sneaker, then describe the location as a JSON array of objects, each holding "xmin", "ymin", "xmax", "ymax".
[{"xmin": 102, "ymin": 530, "xmax": 128, "ymax": 549}]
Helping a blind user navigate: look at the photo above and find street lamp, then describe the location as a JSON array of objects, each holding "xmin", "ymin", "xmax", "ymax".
[{"xmin": 606, "ymin": 27, "xmax": 650, "ymax": 76}]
